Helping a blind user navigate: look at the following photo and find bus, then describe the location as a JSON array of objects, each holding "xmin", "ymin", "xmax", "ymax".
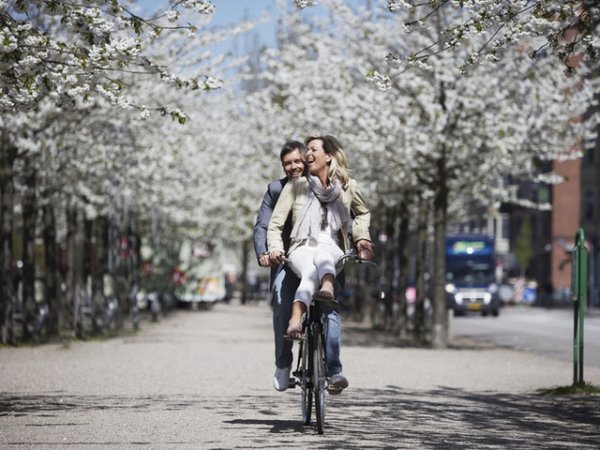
[{"xmin": 445, "ymin": 234, "xmax": 501, "ymax": 316}]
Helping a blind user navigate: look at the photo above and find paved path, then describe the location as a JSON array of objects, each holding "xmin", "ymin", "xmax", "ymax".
[
  {"xmin": 451, "ymin": 305, "xmax": 600, "ymax": 366},
  {"xmin": 1, "ymin": 301, "xmax": 599, "ymax": 449}
]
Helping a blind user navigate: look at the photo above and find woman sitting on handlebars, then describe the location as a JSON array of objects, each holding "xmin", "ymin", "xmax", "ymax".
[{"xmin": 267, "ymin": 134, "xmax": 374, "ymax": 338}]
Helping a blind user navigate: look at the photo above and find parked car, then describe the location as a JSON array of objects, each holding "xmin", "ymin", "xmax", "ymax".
[{"xmin": 175, "ymin": 273, "xmax": 227, "ymax": 308}]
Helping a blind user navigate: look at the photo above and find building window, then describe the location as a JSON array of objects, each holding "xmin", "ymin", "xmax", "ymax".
[
  {"xmin": 501, "ymin": 214, "xmax": 509, "ymax": 240},
  {"xmin": 584, "ymin": 189, "xmax": 595, "ymax": 221},
  {"xmin": 585, "ymin": 147, "xmax": 595, "ymax": 165},
  {"xmin": 537, "ymin": 185, "xmax": 550, "ymax": 204}
]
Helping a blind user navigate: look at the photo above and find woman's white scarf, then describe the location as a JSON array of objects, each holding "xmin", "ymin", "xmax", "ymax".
[{"xmin": 291, "ymin": 174, "xmax": 349, "ymax": 244}]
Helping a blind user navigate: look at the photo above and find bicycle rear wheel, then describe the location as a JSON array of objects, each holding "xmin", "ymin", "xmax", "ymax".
[
  {"xmin": 313, "ymin": 324, "xmax": 326, "ymax": 434},
  {"xmin": 300, "ymin": 339, "xmax": 312, "ymax": 425}
]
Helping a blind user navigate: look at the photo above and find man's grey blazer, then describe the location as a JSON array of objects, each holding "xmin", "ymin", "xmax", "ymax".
[{"xmin": 253, "ymin": 177, "xmax": 293, "ymax": 287}]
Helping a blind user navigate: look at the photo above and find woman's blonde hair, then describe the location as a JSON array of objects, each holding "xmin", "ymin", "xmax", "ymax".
[{"xmin": 304, "ymin": 135, "xmax": 350, "ymax": 186}]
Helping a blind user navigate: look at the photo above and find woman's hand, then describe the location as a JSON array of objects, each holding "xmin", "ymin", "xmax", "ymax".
[
  {"xmin": 356, "ymin": 239, "xmax": 374, "ymax": 261},
  {"xmin": 269, "ymin": 250, "xmax": 286, "ymax": 265}
]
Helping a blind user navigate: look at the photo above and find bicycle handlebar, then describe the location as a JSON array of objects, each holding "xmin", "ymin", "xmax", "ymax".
[
  {"xmin": 277, "ymin": 249, "xmax": 376, "ymax": 268},
  {"xmin": 337, "ymin": 249, "xmax": 377, "ymax": 268}
]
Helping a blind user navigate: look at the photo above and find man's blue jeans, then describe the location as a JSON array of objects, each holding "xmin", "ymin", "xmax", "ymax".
[{"xmin": 272, "ymin": 265, "xmax": 342, "ymax": 376}]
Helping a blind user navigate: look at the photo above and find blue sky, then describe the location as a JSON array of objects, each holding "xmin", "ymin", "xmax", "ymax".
[
  {"xmin": 209, "ymin": 0, "xmax": 281, "ymax": 54},
  {"xmin": 141, "ymin": 0, "xmax": 282, "ymax": 52},
  {"xmin": 137, "ymin": 0, "xmax": 373, "ymax": 68},
  {"xmin": 139, "ymin": 1, "xmax": 368, "ymax": 54},
  {"xmin": 199, "ymin": 0, "xmax": 280, "ymax": 49}
]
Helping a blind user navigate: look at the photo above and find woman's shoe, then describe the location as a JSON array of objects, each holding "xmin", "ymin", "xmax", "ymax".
[{"xmin": 313, "ymin": 290, "xmax": 338, "ymax": 307}]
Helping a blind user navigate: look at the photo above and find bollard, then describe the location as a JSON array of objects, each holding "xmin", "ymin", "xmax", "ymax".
[{"xmin": 572, "ymin": 228, "xmax": 588, "ymax": 386}]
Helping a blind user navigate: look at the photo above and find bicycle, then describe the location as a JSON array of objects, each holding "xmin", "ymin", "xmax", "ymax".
[
  {"xmin": 287, "ymin": 250, "xmax": 376, "ymax": 434},
  {"xmin": 102, "ymin": 273, "xmax": 121, "ymax": 334},
  {"xmin": 129, "ymin": 282, "xmax": 140, "ymax": 330},
  {"xmin": 74, "ymin": 281, "xmax": 94, "ymax": 339}
]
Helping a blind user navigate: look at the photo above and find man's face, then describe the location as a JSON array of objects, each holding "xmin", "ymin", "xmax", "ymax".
[{"xmin": 281, "ymin": 149, "xmax": 304, "ymax": 180}]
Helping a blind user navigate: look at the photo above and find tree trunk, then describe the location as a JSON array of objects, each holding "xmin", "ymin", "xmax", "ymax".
[
  {"xmin": 65, "ymin": 204, "xmax": 78, "ymax": 333},
  {"xmin": 21, "ymin": 158, "xmax": 37, "ymax": 340},
  {"xmin": 106, "ymin": 210, "xmax": 125, "ymax": 332},
  {"xmin": 89, "ymin": 217, "xmax": 107, "ymax": 333},
  {"xmin": 240, "ymin": 239, "xmax": 250, "ymax": 305},
  {"xmin": 383, "ymin": 211, "xmax": 395, "ymax": 331},
  {"xmin": 347, "ymin": 263, "xmax": 363, "ymax": 322},
  {"xmin": 369, "ymin": 226, "xmax": 381, "ymax": 329},
  {"xmin": 93, "ymin": 216, "xmax": 108, "ymax": 333},
  {"xmin": 42, "ymin": 202, "xmax": 60, "ymax": 336},
  {"xmin": 116, "ymin": 228, "xmax": 128, "ymax": 331},
  {"xmin": 414, "ymin": 195, "xmax": 429, "ymax": 341},
  {"xmin": 0, "ymin": 137, "xmax": 17, "ymax": 344},
  {"xmin": 83, "ymin": 217, "xmax": 102, "ymax": 334},
  {"xmin": 126, "ymin": 217, "xmax": 140, "ymax": 310},
  {"xmin": 396, "ymin": 200, "xmax": 410, "ymax": 339},
  {"xmin": 431, "ymin": 156, "xmax": 449, "ymax": 349},
  {"xmin": 431, "ymin": 71, "xmax": 450, "ymax": 349},
  {"xmin": 83, "ymin": 218, "xmax": 92, "ymax": 283},
  {"xmin": 128, "ymin": 218, "xmax": 139, "ymax": 284}
]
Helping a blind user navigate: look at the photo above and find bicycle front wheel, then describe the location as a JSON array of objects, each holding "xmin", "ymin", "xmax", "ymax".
[
  {"xmin": 313, "ymin": 324, "xmax": 326, "ymax": 434},
  {"xmin": 300, "ymin": 338, "xmax": 312, "ymax": 425}
]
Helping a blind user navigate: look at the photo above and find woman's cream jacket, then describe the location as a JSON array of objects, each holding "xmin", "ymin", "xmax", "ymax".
[{"xmin": 267, "ymin": 177, "xmax": 371, "ymax": 256}]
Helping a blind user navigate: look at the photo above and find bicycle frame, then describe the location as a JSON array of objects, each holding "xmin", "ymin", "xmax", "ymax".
[
  {"xmin": 287, "ymin": 249, "xmax": 376, "ymax": 434},
  {"xmin": 291, "ymin": 299, "xmax": 328, "ymax": 434}
]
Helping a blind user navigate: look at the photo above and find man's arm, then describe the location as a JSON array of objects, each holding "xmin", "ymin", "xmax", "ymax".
[{"xmin": 253, "ymin": 184, "xmax": 276, "ymax": 266}]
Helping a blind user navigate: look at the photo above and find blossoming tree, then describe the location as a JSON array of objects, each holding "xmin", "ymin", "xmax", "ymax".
[
  {"xmin": 0, "ymin": 0, "xmax": 261, "ymax": 342},
  {"xmin": 282, "ymin": 0, "xmax": 592, "ymax": 346}
]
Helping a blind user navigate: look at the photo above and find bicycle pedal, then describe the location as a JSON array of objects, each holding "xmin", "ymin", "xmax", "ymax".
[
  {"xmin": 283, "ymin": 334, "xmax": 307, "ymax": 341},
  {"xmin": 327, "ymin": 386, "xmax": 343, "ymax": 395},
  {"xmin": 288, "ymin": 378, "xmax": 297, "ymax": 388}
]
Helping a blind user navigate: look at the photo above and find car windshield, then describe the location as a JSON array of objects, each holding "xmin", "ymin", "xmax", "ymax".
[{"xmin": 446, "ymin": 259, "xmax": 494, "ymax": 285}]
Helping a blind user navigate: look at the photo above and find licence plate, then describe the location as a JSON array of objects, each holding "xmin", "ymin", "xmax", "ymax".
[{"xmin": 467, "ymin": 303, "xmax": 481, "ymax": 311}]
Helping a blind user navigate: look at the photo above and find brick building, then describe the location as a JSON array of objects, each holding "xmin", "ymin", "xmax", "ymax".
[
  {"xmin": 551, "ymin": 158, "xmax": 581, "ymax": 296},
  {"xmin": 580, "ymin": 132, "xmax": 600, "ymax": 306}
]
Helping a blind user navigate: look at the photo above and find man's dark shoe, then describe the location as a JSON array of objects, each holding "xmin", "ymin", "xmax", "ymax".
[
  {"xmin": 328, "ymin": 373, "xmax": 348, "ymax": 395},
  {"xmin": 273, "ymin": 367, "xmax": 291, "ymax": 391}
]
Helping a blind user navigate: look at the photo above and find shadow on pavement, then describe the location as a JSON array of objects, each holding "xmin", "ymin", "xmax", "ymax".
[
  {"xmin": 324, "ymin": 386, "xmax": 600, "ymax": 449},
  {"xmin": 341, "ymin": 322, "xmax": 504, "ymax": 351},
  {"xmin": 2, "ymin": 387, "xmax": 598, "ymax": 449},
  {"xmin": 226, "ymin": 387, "xmax": 600, "ymax": 449}
]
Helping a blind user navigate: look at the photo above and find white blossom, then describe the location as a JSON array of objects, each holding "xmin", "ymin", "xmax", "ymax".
[
  {"xmin": 166, "ymin": 10, "xmax": 180, "ymax": 22},
  {"xmin": 366, "ymin": 70, "xmax": 392, "ymax": 91},
  {"xmin": 183, "ymin": 0, "xmax": 215, "ymax": 15},
  {"xmin": 294, "ymin": 0, "xmax": 318, "ymax": 9},
  {"xmin": 0, "ymin": 0, "xmax": 218, "ymax": 113},
  {"xmin": 204, "ymin": 76, "xmax": 223, "ymax": 90}
]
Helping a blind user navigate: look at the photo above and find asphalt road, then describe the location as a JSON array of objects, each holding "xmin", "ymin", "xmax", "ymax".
[
  {"xmin": 1, "ymin": 300, "xmax": 600, "ymax": 449},
  {"xmin": 451, "ymin": 305, "xmax": 600, "ymax": 367}
]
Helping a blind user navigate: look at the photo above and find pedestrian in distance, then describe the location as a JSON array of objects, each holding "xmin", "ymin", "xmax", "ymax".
[{"xmin": 267, "ymin": 134, "xmax": 374, "ymax": 393}]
